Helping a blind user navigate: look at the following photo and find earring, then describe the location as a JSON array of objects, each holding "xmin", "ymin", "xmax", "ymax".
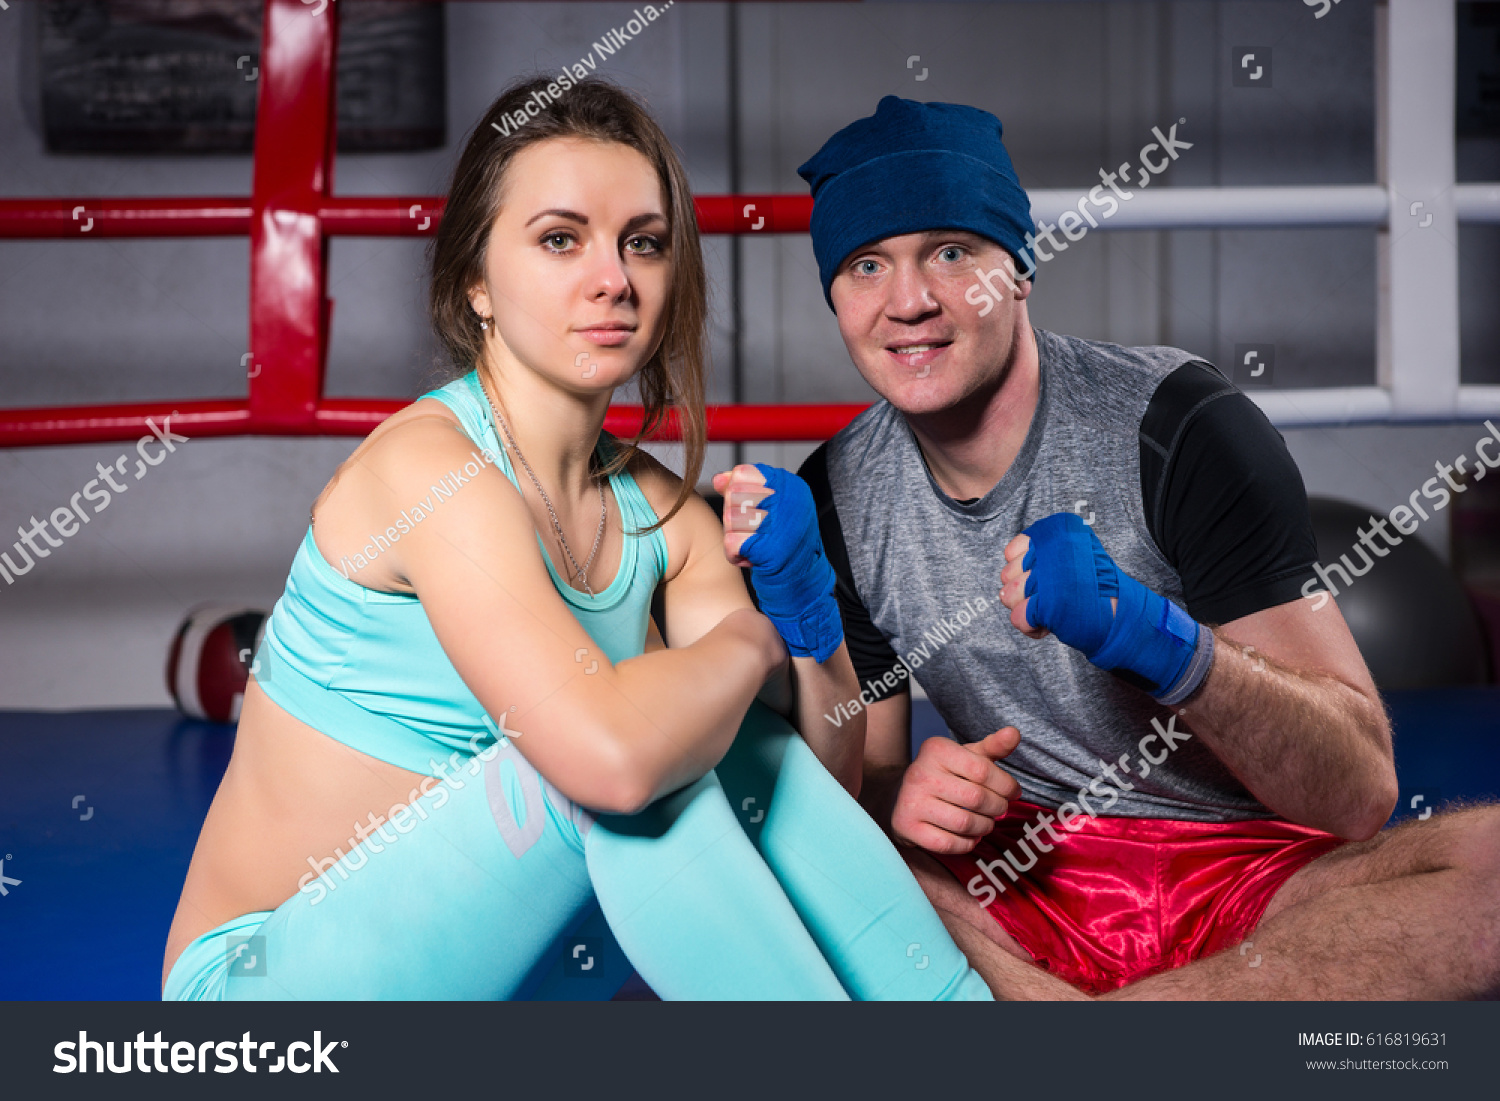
[{"xmin": 480, "ymin": 316, "xmax": 492, "ymax": 330}]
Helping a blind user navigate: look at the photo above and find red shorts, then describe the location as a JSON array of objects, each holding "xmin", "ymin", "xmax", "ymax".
[{"xmin": 933, "ymin": 800, "xmax": 1347, "ymax": 994}]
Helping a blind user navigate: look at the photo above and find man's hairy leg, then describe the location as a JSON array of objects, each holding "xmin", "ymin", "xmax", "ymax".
[
  {"xmin": 1100, "ymin": 804, "xmax": 1500, "ymax": 1000},
  {"xmin": 901, "ymin": 846, "xmax": 1091, "ymax": 1001}
]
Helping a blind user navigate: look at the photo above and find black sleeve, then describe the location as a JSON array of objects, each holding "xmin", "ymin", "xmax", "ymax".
[
  {"xmin": 1139, "ymin": 361, "xmax": 1320, "ymax": 626},
  {"xmin": 798, "ymin": 444, "xmax": 910, "ymax": 701}
]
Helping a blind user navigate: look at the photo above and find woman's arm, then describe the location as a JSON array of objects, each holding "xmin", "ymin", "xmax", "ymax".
[
  {"xmin": 785, "ymin": 646, "xmax": 864, "ymax": 797},
  {"xmin": 339, "ymin": 415, "xmax": 786, "ymax": 814},
  {"xmin": 647, "ymin": 462, "xmax": 865, "ymax": 794}
]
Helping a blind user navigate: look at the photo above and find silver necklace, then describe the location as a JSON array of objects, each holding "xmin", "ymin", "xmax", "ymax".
[{"xmin": 480, "ymin": 378, "xmax": 607, "ymax": 596}]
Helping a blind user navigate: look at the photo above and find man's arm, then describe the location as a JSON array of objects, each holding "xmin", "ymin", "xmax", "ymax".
[
  {"xmin": 1000, "ymin": 363, "xmax": 1397, "ymax": 841},
  {"xmin": 1000, "ymin": 537, "xmax": 1397, "ymax": 841},
  {"xmin": 1172, "ymin": 600, "xmax": 1396, "ymax": 840},
  {"xmin": 1138, "ymin": 362, "xmax": 1396, "ymax": 837}
]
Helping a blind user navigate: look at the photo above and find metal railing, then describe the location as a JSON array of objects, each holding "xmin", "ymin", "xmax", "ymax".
[{"xmin": 0, "ymin": 0, "xmax": 1493, "ymax": 446}]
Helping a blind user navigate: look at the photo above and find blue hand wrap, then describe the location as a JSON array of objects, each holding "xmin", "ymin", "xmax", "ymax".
[
  {"xmin": 738, "ymin": 464, "xmax": 844, "ymax": 663},
  {"xmin": 1020, "ymin": 512, "xmax": 1210, "ymax": 702}
]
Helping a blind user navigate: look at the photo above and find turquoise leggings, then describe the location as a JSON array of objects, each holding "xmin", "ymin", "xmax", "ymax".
[{"xmin": 164, "ymin": 702, "xmax": 990, "ymax": 1000}]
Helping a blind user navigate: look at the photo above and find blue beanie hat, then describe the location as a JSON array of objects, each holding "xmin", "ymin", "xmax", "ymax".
[{"xmin": 796, "ymin": 96, "xmax": 1035, "ymax": 310}]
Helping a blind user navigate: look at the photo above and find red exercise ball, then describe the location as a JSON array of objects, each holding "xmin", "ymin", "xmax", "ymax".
[{"xmin": 166, "ymin": 605, "xmax": 268, "ymax": 723}]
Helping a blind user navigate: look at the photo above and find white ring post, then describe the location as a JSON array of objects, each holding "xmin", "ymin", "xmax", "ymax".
[{"xmin": 1379, "ymin": 0, "xmax": 1460, "ymax": 418}]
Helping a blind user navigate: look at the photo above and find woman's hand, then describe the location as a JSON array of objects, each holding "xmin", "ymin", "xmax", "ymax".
[
  {"xmin": 713, "ymin": 464, "xmax": 771, "ymax": 566},
  {"xmin": 711, "ymin": 464, "xmax": 843, "ymax": 664}
]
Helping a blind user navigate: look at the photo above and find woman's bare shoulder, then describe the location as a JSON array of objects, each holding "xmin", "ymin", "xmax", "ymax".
[
  {"xmin": 365, "ymin": 396, "xmax": 470, "ymax": 455},
  {"xmin": 620, "ymin": 444, "xmax": 723, "ymax": 583},
  {"xmin": 309, "ymin": 399, "xmax": 524, "ymax": 590},
  {"xmin": 313, "ymin": 399, "xmax": 473, "ymax": 510},
  {"xmin": 621, "ymin": 444, "xmax": 679, "ymax": 506}
]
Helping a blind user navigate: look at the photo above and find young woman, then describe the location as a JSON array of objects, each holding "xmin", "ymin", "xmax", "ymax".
[{"xmin": 162, "ymin": 76, "xmax": 994, "ymax": 1001}]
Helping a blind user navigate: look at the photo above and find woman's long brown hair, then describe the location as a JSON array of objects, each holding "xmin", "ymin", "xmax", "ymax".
[{"xmin": 427, "ymin": 75, "xmax": 707, "ymax": 534}]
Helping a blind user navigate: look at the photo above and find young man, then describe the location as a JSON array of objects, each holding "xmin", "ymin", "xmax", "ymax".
[{"xmin": 791, "ymin": 96, "xmax": 1500, "ymax": 999}]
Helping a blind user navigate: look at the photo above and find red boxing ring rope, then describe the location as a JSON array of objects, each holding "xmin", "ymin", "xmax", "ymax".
[{"xmin": 0, "ymin": 0, "xmax": 863, "ymax": 448}]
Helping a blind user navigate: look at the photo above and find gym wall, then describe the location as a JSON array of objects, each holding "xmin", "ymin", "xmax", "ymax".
[{"xmin": 1, "ymin": 1, "xmax": 1496, "ymax": 708}]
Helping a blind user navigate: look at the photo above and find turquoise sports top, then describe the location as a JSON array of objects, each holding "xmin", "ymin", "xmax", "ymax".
[{"xmin": 254, "ymin": 370, "xmax": 671, "ymax": 776}]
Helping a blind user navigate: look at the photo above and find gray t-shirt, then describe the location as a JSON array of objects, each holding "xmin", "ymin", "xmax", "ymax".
[{"xmin": 801, "ymin": 327, "xmax": 1318, "ymax": 822}]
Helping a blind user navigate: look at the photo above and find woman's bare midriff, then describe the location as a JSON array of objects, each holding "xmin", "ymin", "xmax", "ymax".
[
  {"xmin": 162, "ymin": 398, "xmax": 481, "ymax": 991},
  {"xmin": 161, "ymin": 679, "xmax": 433, "ymax": 992},
  {"xmin": 161, "ymin": 394, "xmax": 680, "ymax": 993}
]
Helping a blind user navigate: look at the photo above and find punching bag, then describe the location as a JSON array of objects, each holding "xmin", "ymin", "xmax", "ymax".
[{"xmin": 1307, "ymin": 497, "xmax": 1490, "ymax": 690}]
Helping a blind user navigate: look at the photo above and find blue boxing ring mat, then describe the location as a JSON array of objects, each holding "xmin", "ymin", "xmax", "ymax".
[
  {"xmin": 1, "ymin": 693, "xmax": 1496, "ymax": 1001},
  {"xmin": 0, "ymin": 708, "xmax": 644, "ymax": 1001}
]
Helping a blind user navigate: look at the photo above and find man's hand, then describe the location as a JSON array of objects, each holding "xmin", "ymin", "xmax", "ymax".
[
  {"xmin": 1000, "ymin": 532, "xmax": 1117, "ymax": 637},
  {"xmin": 890, "ymin": 728, "xmax": 1023, "ymax": 854},
  {"xmin": 998, "ymin": 513, "xmax": 1203, "ymax": 703},
  {"xmin": 1000, "ymin": 533, "xmax": 1049, "ymax": 638}
]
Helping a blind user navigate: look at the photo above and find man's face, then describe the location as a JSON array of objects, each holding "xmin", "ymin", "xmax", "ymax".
[{"xmin": 829, "ymin": 230, "xmax": 1030, "ymax": 416}]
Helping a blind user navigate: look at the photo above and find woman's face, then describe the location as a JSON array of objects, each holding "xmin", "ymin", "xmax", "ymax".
[{"xmin": 470, "ymin": 136, "xmax": 671, "ymax": 395}]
